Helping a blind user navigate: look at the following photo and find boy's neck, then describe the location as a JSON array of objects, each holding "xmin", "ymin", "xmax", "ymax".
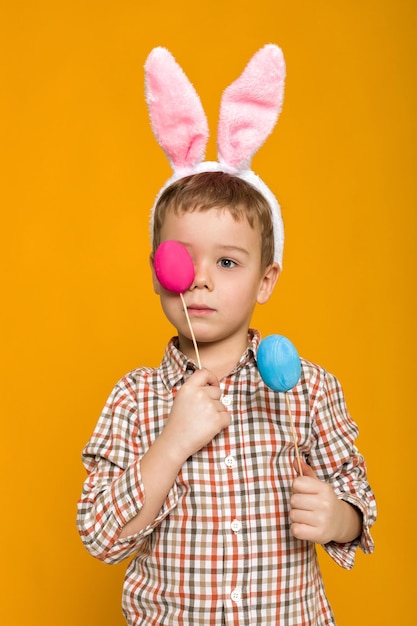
[{"xmin": 178, "ymin": 331, "xmax": 251, "ymax": 381}]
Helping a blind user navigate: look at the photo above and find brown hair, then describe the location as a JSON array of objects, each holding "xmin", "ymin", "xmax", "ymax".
[{"xmin": 152, "ymin": 171, "xmax": 275, "ymax": 268}]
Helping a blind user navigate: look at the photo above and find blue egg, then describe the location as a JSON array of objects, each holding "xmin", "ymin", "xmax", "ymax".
[{"xmin": 257, "ymin": 335, "xmax": 301, "ymax": 392}]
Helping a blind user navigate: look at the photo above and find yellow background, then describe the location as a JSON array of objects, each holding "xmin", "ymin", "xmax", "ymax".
[{"xmin": 1, "ymin": 1, "xmax": 416, "ymax": 624}]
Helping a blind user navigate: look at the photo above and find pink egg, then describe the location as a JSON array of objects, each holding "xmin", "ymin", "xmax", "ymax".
[{"xmin": 153, "ymin": 240, "xmax": 195, "ymax": 293}]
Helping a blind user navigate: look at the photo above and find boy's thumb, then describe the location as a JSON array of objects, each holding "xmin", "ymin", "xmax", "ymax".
[{"xmin": 294, "ymin": 458, "xmax": 317, "ymax": 479}]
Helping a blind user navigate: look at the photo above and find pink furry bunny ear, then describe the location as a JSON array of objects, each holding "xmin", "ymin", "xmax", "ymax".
[
  {"xmin": 145, "ymin": 47, "xmax": 209, "ymax": 173},
  {"xmin": 217, "ymin": 44, "xmax": 286, "ymax": 171}
]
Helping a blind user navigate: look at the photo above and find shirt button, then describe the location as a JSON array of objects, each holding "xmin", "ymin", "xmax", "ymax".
[
  {"xmin": 230, "ymin": 519, "xmax": 242, "ymax": 533},
  {"xmin": 224, "ymin": 455, "xmax": 236, "ymax": 468},
  {"xmin": 221, "ymin": 394, "xmax": 232, "ymax": 407},
  {"xmin": 231, "ymin": 588, "xmax": 241, "ymax": 603}
]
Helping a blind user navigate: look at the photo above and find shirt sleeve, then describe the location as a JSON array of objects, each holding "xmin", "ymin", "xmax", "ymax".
[
  {"xmin": 76, "ymin": 375, "xmax": 179, "ymax": 564},
  {"xmin": 306, "ymin": 368, "xmax": 377, "ymax": 570}
]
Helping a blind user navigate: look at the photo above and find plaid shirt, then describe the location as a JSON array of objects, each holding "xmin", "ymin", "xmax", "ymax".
[{"xmin": 77, "ymin": 330, "xmax": 376, "ymax": 625}]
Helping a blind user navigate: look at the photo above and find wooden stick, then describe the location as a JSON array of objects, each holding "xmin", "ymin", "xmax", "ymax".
[
  {"xmin": 285, "ymin": 393, "xmax": 303, "ymax": 476},
  {"xmin": 180, "ymin": 293, "xmax": 202, "ymax": 369}
]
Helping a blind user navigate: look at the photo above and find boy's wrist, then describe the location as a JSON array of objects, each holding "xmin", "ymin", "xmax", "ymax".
[
  {"xmin": 155, "ymin": 430, "xmax": 189, "ymax": 470},
  {"xmin": 332, "ymin": 499, "xmax": 363, "ymax": 544}
]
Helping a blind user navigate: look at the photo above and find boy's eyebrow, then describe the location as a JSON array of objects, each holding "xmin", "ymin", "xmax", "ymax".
[
  {"xmin": 216, "ymin": 244, "xmax": 250, "ymax": 256},
  {"xmin": 179, "ymin": 242, "xmax": 251, "ymax": 256}
]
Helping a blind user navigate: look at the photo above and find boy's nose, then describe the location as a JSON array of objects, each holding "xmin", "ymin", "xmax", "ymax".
[{"xmin": 189, "ymin": 263, "xmax": 213, "ymax": 290}]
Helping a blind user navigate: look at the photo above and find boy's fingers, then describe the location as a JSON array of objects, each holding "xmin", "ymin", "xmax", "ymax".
[{"xmin": 189, "ymin": 367, "xmax": 219, "ymax": 388}]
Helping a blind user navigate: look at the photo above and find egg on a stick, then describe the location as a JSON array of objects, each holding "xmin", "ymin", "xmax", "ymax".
[
  {"xmin": 257, "ymin": 334, "xmax": 303, "ymax": 475},
  {"xmin": 153, "ymin": 240, "xmax": 201, "ymax": 369}
]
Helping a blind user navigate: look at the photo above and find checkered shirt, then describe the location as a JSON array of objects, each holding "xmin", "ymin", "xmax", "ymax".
[{"xmin": 77, "ymin": 329, "xmax": 376, "ymax": 625}]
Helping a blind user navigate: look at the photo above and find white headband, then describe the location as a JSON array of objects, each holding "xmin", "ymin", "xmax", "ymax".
[{"xmin": 145, "ymin": 44, "xmax": 286, "ymax": 268}]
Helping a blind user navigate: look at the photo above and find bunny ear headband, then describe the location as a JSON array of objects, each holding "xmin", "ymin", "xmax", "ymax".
[{"xmin": 145, "ymin": 44, "xmax": 286, "ymax": 268}]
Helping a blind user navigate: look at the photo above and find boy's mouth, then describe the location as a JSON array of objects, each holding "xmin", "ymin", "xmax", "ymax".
[{"xmin": 187, "ymin": 304, "xmax": 215, "ymax": 316}]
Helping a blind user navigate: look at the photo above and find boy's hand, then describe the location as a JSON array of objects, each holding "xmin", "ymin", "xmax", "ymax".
[
  {"xmin": 161, "ymin": 368, "xmax": 231, "ymax": 463},
  {"xmin": 289, "ymin": 460, "xmax": 362, "ymax": 544}
]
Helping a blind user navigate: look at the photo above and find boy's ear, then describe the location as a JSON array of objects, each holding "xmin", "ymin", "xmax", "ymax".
[
  {"xmin": 257, "ymin": 263, "xmax": 280, "ymax": 304},
  {"xmin": 149, "ymin": 254, "xmax": 161, "ymax": 294}
]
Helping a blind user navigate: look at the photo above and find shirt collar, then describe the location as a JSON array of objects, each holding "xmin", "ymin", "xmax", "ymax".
[{"xmin": 159, "ymin": 329, "xmax": 262, "ymax": 390}]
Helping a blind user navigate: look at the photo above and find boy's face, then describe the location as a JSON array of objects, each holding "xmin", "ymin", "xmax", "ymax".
[{"xmin": 151, "ymin": 207, "xmax": 279, "ymax": 354}]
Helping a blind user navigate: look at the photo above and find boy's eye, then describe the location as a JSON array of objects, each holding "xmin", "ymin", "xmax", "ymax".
[{"xmin": 219, "ymin": 258, "xmax": 237, "ymax": 269}]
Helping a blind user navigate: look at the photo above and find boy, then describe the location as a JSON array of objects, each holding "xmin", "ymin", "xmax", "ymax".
[{"xmin": 77, "ymin": 46, "xmax": 376, "ymax": 625}]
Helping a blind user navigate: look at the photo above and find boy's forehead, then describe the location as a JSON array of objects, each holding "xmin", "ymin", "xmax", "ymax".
[
  {"xmin": 160, "ymin": 207, "xmax": 262, "ymax": 247},
  {"xmin": 162, "ymin": 203, "xmax": 257, "ymax": 228}
]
